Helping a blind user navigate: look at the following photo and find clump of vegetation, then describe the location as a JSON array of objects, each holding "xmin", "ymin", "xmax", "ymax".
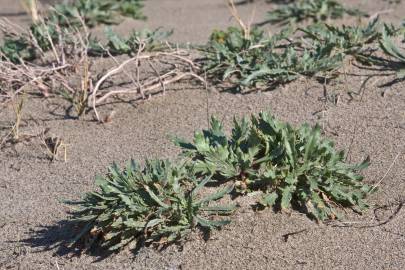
[
  {"xmin": 298, "ymin": 17, "xmax": 381, "ymax": 64},
  {"xmin": 0, "ymin": 35, "xmax": 35, "ymax": 63},
  {"xmin": 175, "ymin": 111, "xmax": 372, "ymax": 221},
  {"xmin": 1, "ymin": 0, "xmax": 150, "ymax": 63},
  {"xmin": 201, "ymin": 18, "xmax": 400, "ymax": 91},
  {"xmin": 201, "ymin": 26, "xmax": 340, "ymax": 91},
  {"xmin": 0, "ymin": 19, "xmax": 170, "ymax": 63},
  {"xmin": 0, "ymin": 21, "xmax": 67, "ymax": 63},
  {"xmin": 267, "ymin": 0, "xmax": 366, "ymax": 25},
  {"xmin": 67, "ymin": 160, "xmax": 235, "ymax": 251},
  {"xmin": 51, "ymin": 0, "xmax": 146, "ymax": 28},
  {"xmin": 0, "ymin": 16, "xmax": 195, "ymax": 122},
  {"xmin": 382, "ymin": 0, "xmax": 401, "ymax": 4},
  {"xmin": 89, "ymin": 27, "xmax": 172, "ymax": 56}
]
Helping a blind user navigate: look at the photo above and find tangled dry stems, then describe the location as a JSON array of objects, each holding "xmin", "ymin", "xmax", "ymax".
[
  {"xmin": 0, "ymin": 17, "xmax": 205, "ymax": 122},
  {"xmin": 88, "ymin": 46, "xmax": 205, "ymax": 122}
]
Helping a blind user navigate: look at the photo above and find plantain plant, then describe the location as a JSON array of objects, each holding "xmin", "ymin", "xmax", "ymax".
[
  {"xmin": 66, "ymin": 159, "xmax": 235, "ymax": 251},
  {"xmin": 201, "ymin": 18, "xmax": 398, "ymax": 91},
  {"xmin": 298, "ymin": 18, "xmax": 381, "ymax": 65},
  {"xmin": 201, "ymin": 26, "xmax": 340, "ymax": 91},
  {"xmin": 174, "ymin": 111, "xmax": 372, "ymax": 221},
  {"xmin": 266, "ymin": 0, "xmax": 366, "ymax": 26},
  {"xmin": 51, "ymin": 0, "xmax": 146, "ymax": 28}
]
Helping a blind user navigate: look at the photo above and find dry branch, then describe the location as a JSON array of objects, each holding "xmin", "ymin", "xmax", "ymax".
[
  {"xmin": 89, "ymin": 48, "xmax": 205, "ymax": 122},
  {"xmin": 0, "ymin": 17, "xmax": 205, "ymax": 121}
]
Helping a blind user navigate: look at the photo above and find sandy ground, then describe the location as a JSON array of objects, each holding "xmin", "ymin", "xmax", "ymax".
[{"xmin": 1, "ymin": 0, "xmax": 405, "ymax": 269}]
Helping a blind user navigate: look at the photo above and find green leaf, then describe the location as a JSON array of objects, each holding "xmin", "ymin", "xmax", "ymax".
[
  {"xmin": 193, "ymin": 176, "xmax": 211, "ymax": 195},
  {"xmin": 260, "ymin": 192, "xmax": 279, "ymax": 207},
  {"xmin": 304, "ymin": 124, "xmax": 321, "ymax": 162},
  {"xmin": 143, "ymin": 185, "xmax": 171, "ymax": 208},
  {"xmin": 280, "ymin": 186, "xmax": 293, "ymax": 209},
  {"xmin": 196, "ymin": 184, "xmax": 234, "ymax": 205},
  {"xmin": 195, "ymin": 215, "xmax": 231, "ymax": 228}
]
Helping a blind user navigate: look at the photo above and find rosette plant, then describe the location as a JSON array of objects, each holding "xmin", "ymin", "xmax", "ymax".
[
  {"xmin": 67, "ymin": 159, "xmax": 235, "ymax": 251},
  {"xmin": 175, "ymin": 111, "xmax": 372, "ymax": 221}
]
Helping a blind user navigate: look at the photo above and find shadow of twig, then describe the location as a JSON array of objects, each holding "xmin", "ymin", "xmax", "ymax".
[{"xmin": 328, "ymin": 200, "xmax": 404, "ymax": 230}]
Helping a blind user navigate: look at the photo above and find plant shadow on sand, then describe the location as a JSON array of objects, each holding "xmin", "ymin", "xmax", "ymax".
[
  {"xmin": 19, "ymin": 199, "xmax": 405, "ymax": 263},
  {"xmin": 19, "ymin": 217, "xmax": 213, "ymax": 262},
  {"xmin": 19, "ymin": 219, "xmax": 117, "ymax": 262}
]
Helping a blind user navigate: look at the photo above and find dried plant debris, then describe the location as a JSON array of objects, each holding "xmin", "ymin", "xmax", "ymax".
[
  {"xmin": 266, "ymin": 0, "xmax": 367, "ymax": 26},
  {"xmin": 1, "ymin": 0, "xmax": 147, "ymax": 60},
  {"xmin": 0, "ymin": 18, "xmax": 194, "ymax": 122},
  {"xmin": 0, "ymin": 95, "xmax": 28, "ymax": 148},
  {"xmin": 66, "ymin": 160, "xmax": 235, "ymax": 252},
  {"xmin": 40, "ymin": 128, "xmax": 68, "ymax": 162},
  {"xmin": 20, "ymin": 0, "xmax": 40, "ymax": 22},
  {"xmin": 0, "ymin": 18, "xmax": 171, "ymax": 64},
  {"xmin": 1, "ymin": 0, "xmax": 154, "ymax": 64},
  {"xmin": 175, "ymin": 111, "xmax": 372, "ymax": 221}
]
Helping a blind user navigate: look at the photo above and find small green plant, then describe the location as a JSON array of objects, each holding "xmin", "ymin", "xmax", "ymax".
[
  {"xmin": 201, "ymin": 26, "xmax": 274, "ymax": 87},
  {"xmin": 0, "ymin": 35, "xmax": 35, "ymax": 63},
  {"xmin": 201, "ymin": 18, "xmax": 398, "ymax": 91},
  {"xmin": 175, "ymin": 111, "xmax": 372, "ymax": 221},
  {"xmin": 201, "ymin": 26, "xmax": 339, "ymax": 91},
  {"xmin": 89, "ymin": 27, "xmax": 172, "ymax": 56},
  {"xmin": 0, "ymin": 21, "xmax": 64, "ymax": 63},
  {"xmin": 298, "ymin": 18, "xmax": 381, "ymax": 64},
  {"xmin": 266, "ymin": 0, "xmax": 366, "ymax": 25},
  {"xmin": 67, "ymin": 160, "xmax": 235, "ymax": 251},
  {"xmin": 51, "ymin": 0, "xmax": 146, "ymax": 28}
]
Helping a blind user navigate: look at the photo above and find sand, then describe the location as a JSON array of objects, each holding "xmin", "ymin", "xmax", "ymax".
[{"xmin": 1, "ymin": 0, "xmax": 405, "ymax": 269}]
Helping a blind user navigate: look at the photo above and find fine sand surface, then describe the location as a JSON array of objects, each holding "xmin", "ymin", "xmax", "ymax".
[{"xmin": 1, "ymin": 0, "xmax": 405, "ymax": 269}]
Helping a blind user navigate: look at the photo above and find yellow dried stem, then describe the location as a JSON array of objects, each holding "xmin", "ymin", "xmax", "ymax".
[{"xmin": 20, "ymin": 0, "xmax": 40, "ymax": 23}]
